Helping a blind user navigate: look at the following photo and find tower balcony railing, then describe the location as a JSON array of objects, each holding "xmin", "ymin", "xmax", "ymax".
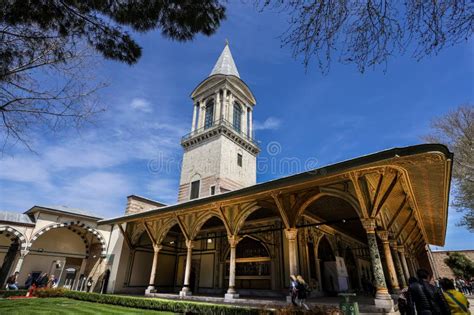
[{"xmin": 181, "ymin": 118, "xmax": 259, "ymax": 148}]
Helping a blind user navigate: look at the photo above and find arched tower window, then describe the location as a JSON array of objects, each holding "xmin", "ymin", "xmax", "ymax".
[
  {"xmin": 204, "ymin": 99, "xmax": 214, "ymax": 129},
  {"xmin": 233, "ymin": 102, "xmax": 242, "ymax": 133}
]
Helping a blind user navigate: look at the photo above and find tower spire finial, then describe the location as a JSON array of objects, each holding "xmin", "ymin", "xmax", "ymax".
[{"xmin": 209, "ymin": 42, "xmax": 240, "ymax": 78}]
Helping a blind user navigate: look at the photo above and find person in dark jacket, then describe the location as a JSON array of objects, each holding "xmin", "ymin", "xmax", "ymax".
[
  {"xmin": 409, "ymin": 269, "xmax": 451, "ymax": 315},
  {"xmin": 24, "ymin": 273, "xmax": 33, "ymax": 289},
  {"xmin": 399, "ymin": 277, "xmax": 418, "ymax": 315}
]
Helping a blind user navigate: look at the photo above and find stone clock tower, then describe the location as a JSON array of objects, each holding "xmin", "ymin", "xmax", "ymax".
[{"xmin": 178, "ymin": 43, "xmax": 260, "ymax": 202}]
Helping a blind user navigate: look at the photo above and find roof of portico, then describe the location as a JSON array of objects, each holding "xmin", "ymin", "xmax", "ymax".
[
  {"xmin": 0, "ymin": 210, "xmax": 35, "ymax": 226},
  {"xmin": 100, "ymin": 143, "xmax": 453, "ymax": 247},
  {"xmin": 25, "ymin": 205, "xmax": 102, "ymax": 220}
]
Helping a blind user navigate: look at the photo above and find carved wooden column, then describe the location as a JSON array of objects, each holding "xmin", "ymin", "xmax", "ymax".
[
  {"xmin": 180, "ymin": 240, "xmax": 194, "ymax": 296},
  {"xmin": 146, "ymin": 244, "xmax": 162, "ymax": 293},
  {"xmin": 398, "ymin": 246, "xmax": 411, "ymax": 282},
  {"xmin": 361, "ymin": 219, "xmax": 393, "ymax": 309},
  {"xmin": 284, "ymin": 228, "xmax": 299, "ymax": 277},
  {"xmin": 377, "ymin": 231, "xmax": 399, "ymax": 291},
  {"xmin": 390, "ymin": 241, "xmax": 407, "ymax": 288},
  {"xmin": 225, "ymin": 235, "xmax": 241, "ymax": 300}
]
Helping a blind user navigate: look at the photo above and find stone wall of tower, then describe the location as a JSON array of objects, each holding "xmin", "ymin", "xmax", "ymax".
[
  {"xmin": 219, "ymin": 136, "xmax": 256, "ymax": 188},
  {"xmin": 178, "ymin": 136, "xmax": 256, "ymax": 202}
]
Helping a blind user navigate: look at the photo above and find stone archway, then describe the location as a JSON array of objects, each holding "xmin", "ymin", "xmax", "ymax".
[
  {"xmin": 0, "ymin": 226, "xmax": 27, "ymax": 285},
  {"xmin": 225, "ymin": 236, "xmax": 272, "ymax": 291},
  {"xmin": 317, "ymin": 236, "xmax": 337, "ymax": 295},
  {"xmin": 28, "ymin": 222, "xmax": 107, "ymax": 257}
]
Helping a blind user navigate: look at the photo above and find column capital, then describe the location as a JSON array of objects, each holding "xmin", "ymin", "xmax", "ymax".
[
  {"xmin": 20, "ymin": 249, "xmax": 29, "ymax": 257},
  {"xmin": 185, "ymin": 239, "xmax": 195, "ymax": 249},
  {"xmin": 377, "ymin": 230, "xmax": 389, "ymax": 242},
  {"xmin": 228, "ymin": 235, "xmax": 241, "ymax": 248},
  {"xmin": 361, "ymin": 218, "xmax": 377, "ymax": 232},
  {"xmin": 284, "ymin": 228, "xmax": 298, "ymax": 240},
  {"xmin": 397, "ymin": 246, "xmax": 405, "ymax": 253},
  {"xmin": 152, "ymin": 244, "xmax": 163, "ymax": 252},
  {"xmin": 389, "ymin": 240, "xmax": 398, "ymax": 249}
]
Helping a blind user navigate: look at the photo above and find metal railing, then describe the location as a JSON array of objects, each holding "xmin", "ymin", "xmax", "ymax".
[{"xmin": 181, "ymin": 118, "xmax": 259, "ymax": 147}]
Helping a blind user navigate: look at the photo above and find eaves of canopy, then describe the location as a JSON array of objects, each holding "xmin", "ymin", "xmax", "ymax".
[
  {"xmin": 190, "ymin": 74, "xmax": 256, "ymax": 105},
  {"xmin": 100, "ymin": 144, "xmax": 453, "ymax": 247}
]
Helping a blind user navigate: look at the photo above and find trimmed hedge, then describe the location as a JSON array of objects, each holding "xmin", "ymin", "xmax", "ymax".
[
  {"xmin": 34, "ymin": 288, "xmax": 266, "ymax": 315},
  {"xmin": 0, "ymin": 289, "xmax": 28, "ymax": 298}
]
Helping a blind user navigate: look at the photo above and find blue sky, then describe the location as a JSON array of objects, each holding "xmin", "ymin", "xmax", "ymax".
[{"xmin": 0, "ymin": 2, "xmax": 472, "ymax": 250}]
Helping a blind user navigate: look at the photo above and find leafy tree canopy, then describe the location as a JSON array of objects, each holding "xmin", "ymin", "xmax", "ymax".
[{"xmin": 444, "ymin": 252, "xmax": 474, "ymax": 279}]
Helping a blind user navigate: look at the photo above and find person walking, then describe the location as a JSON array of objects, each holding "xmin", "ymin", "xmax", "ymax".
[
  {"xmin": 289, "ymin": 275, "xmax": 298, "ymax": 306},
  {"xmin": 399, "ymin": 277, "xmax": 418, "ymax": 315},
  {"xmin": 296, "ymin": 275, "xmax": 310, "ymax": 310},
  {"xmin": 439, "ymin": 278, "xmax": 470, "ymax": 315},
  {"xmin": 409, "ymin": 269, "xmax": 451, "ymax": 315}
]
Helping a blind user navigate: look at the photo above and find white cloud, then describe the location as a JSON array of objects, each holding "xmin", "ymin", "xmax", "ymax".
[
  {"xmin": 253, "ymin": 117, "xmax": 281, "ymax": 131},
  {"xmin": 130, "ymin": 98, "xmax": 153, "ymax": 112},
  {"xmin": 0, "ymin": 156, "xmax": 51, "ymax": 187}
]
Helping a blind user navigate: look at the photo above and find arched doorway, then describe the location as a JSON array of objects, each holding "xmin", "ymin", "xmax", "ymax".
[
  {"xmin": 343, "ymin": 246, "xmax": 360, "ymax": 292},
  {"xmin": 226, "ymin": 237, "xmax": 271, "ymax": 291},
  {"xmin": 22, "ymin": 223, "xmax": 106, "ymax": 291},
  {"xmin": 301, "ymin": 194, "xmax": 365, "ymax": 296},
  {"xmin": 0, "ymin": 228, "xmax": 23, "ymax": 285},
  {"xmin": 317, "ymin": 236, "xmax": 336, "ymax": 295},
  {"xmin": 190, "ymin": 214, "xmax": 227, "ymax": 294}
]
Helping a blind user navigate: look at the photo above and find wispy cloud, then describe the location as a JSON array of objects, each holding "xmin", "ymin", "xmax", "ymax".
[
  {"xmin": 130, "ymin": 97, "xmax": 153, "ymax": 112},
  {"xmin": 253, "ymin": 117, "xmax": 281, "ymax": 131}
]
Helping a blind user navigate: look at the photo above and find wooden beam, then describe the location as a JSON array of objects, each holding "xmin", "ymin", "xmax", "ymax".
[
  {"xmin": 350, "ymin": 172, "xmax": 369, "ymax": 218},
  {"xmin": 371, "ymin": 173, "xmax": 384, "ymax": 213},
  {"xmin": 217, "ymin": 205, "xmax": 233, "ymax": 236},
  {"xmin": 143, "ymin": 221, "xmax": 158, "ymax": 245},
  {"xmin": 404, "ymin": 222, "xmax": 417, "ymax": 243},
  {"xmin": 271, "ymin": 192, "xmax": 291, "ymax": 229},
  {"xmin": 373, "ymin": 173, "xmax": 398, "ymax": 218},
  {"xmin": 387, "ymin": 196, "xmax": 407, "ymax": 231},
  {"xmin": 395, "ymin": 210, "xmax": 413, "ymax": 240},
  {"xmin": 118, "ymin": 223, "xmax": 133, "ymax": 249}
]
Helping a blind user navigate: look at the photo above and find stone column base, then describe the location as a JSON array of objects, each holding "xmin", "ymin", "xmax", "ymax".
[
  {"xmin": 179, "ymin": 290, "xmax": 192, "ymax": 297},
  {"xmin": 224, "ymin": 293, "xmax": 240, "ymax": 300},
  {"xmin": 374, "ymin": 295, "xmax": 395, "ymax": 312},
  {"xmin": 145, "ymin": 286, "xmax": 155, "ymax": 294}
]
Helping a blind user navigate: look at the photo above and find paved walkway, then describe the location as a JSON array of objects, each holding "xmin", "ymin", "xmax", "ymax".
[{"xmin": 146, "ymin": 292, "xmax": 394, "ymax": 314}]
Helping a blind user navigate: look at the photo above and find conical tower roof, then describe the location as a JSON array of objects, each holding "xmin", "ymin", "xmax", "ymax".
[{"xmin": 209, "ymin": 43, "xmax": 240, "ymax": 78}]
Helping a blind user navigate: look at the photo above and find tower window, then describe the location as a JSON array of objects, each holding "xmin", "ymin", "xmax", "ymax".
[
  {"xmin": 210, "ymin": 186, "xmax": 216, "ymax": 195},
  {"xmin": 190, "ymin": 180, "xmax": 200, "ymax": 199},
  {"xmin": 237, "ymin": 153, "xmax": 242, "ymax": 167},
  {"xmin": 233, "ymin": 102, "xmax": 242, "ymax": 133},
  {"xmin": 205, "ymin": 100, "xmax": 214, "ymax": 129}
]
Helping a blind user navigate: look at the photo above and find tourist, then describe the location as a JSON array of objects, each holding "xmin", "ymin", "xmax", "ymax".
[
  {"xmin": 24, "ymin": 273, "xmax": 33, "ymax": 289},
  {"xmin": 439, "ymin": 278, "xmax": 470, "ymax": 315},
  {"xmin": 5, "ymin": 272, "xmax": 19, "ymax": 290},
  {"xmin": 289, "ymin": 275, "xmax": 298, "ymax": 306},
  {"xmin": 47, "ymin": 275, "xmax": 58, "ymax": 288},
  {"xmin": 296, "ymin": 275, "xmax": 310, "ymax": 310},
  {"xmin": 36, "ymin": 273, "xmax": 49, "ymax": 288},
  {"xmin": 409, "ymin": 269, "xmax": 451, "ymax": 315},
  {"xmin": 399, "ymin": 277, "xmax": 417, "ymax": 315}
]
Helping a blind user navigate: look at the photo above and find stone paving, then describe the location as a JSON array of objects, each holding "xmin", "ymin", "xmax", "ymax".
[{"xmin": 146, "ymin": 292, "xmax": 395, "ymax": 314}]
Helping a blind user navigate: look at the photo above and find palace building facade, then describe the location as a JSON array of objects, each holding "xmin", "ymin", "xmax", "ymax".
[{"xmin": 0, "ymin": 44, "xmax": 453, "ymax": 312}]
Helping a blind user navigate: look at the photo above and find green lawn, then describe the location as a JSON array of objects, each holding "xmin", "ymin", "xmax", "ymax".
[{"xmin": 0, "ymin": 297, "xmax": 178, "ymax": 314}]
